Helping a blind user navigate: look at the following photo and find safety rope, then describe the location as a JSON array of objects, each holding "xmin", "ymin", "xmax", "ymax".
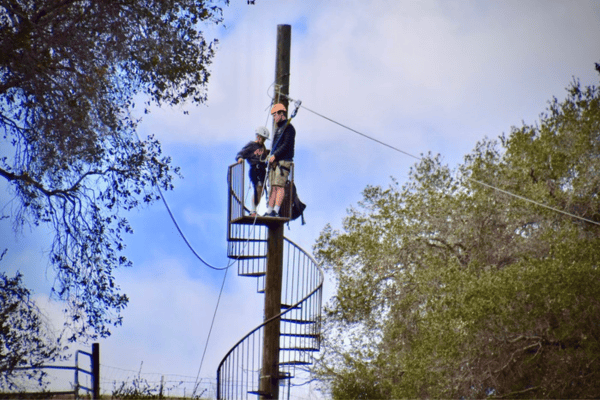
[
  {"xmin": 276, "ymin": 92, "xmax": 600, "ymax": 227},
  {"xmin": 192, "ymin": 266, "xmax": 229, "ymax": 397},
  {"xmin": 261, "ymin": 98, "xmax": 302, "ymax": 213}
]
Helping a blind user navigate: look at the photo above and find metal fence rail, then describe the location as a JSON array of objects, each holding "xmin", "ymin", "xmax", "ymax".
[{"xmin": 6, "ymin": 344, "xmax": 99, "ymax": 398}]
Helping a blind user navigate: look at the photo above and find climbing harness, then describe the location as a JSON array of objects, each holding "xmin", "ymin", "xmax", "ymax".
[
  {"xmin": 268, "ymin": 99, "xmax": 301, "ymax": 162},
  {"xmin": 265, "ymin": 99, "xmax": 301, "ymax": 202}
]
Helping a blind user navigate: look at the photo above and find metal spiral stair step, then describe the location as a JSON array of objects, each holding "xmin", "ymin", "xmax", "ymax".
[
  {"xmin": 229, "ymin": 254, "xmax": 266, "ymax": 259},
  {"xmin": 238, "ymin": 271, "xmax": 266, "ymax": 277},
  {"xmin": 281, "ymin": 303, "xmax": 301, "ymax": 310},
  {"xmin": 280, "ymin": 346, "xmax": 320, "ymax": 352},
  {"xmin": 280, "ymin": 333, "xmax": 319, "ymax": 339},
  {"xmin": 246, "ymin": 371, "xmax": 293, "ymax": 397},
  {"xmin": 227, "ymin": 237, "xmax": 267, "ymax": 242},
  {"xmin": 248, "ymin": 391, "xmax": 270, "ymax": 397},
  {"xmin": 281, "ymin": 318, "xmax": 316, "ymax": 324},
  {"xmin": 279, "ymin": 360, "xmax": 312, "ymax": 366}
]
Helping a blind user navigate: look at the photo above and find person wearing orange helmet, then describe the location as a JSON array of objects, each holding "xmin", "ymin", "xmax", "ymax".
[{"xmin": 264, "ymin": 103, "xmax": 296, "ymax": 217}]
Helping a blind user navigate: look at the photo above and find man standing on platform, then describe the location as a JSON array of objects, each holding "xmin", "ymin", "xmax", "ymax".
[{"xmin": 264, "ymin": 103, "xmax": 295, "ymax": 217}]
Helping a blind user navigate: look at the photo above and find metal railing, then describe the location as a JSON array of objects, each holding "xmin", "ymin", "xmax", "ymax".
[
  {"xmin": 227, "ymin": 161, "xmax": 247, "ymax": 223},
  {"xmin": 7, "ymin": 343, "xmax": 99, "ymax": 399},
  {"xmin": 227, "ymin": 162, "xmax": 294, "ymax": 224},
  {"xmin": 218, "ymin": 163, "xmax": 323, "ymax": 399}
]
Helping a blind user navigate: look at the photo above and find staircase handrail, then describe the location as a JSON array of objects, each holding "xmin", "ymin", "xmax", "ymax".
[
  {"xmin": 219, "ymin": 162, "xmax": 323, "ymax": 399},
  {"xmin": 217, "ymin": 238, "xmax": 323, "ymax": 368}
]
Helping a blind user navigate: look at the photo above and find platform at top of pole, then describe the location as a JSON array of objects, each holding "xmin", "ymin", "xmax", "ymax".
[
  {"xmin": 231, "ymin": 214, "xmax": 289, "ymax": 228},
  {"xmin": 228, "ymin": 161, "xmax": 295, "ymax": 230}
]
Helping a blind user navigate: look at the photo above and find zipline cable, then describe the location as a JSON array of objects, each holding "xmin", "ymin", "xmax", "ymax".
[
  {"xmin": 277, "ymin": 92, "xmax": 600, "ymax": 227},
  {"xmin": 192, "ymin": 265, "xmax": 229, "ymax": 397},
  {"xmin": 296, "ymin": 101, "xmax": 420, "ymax": 162}
]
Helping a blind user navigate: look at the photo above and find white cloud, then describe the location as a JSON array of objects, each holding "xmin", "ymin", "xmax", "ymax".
[
  {"xmin": 139, "ymin": 0, "xmax": 599, "ymax": 176},
  {"xmin": 97, "ymin": 256, "xmax": 264, "ymax": 379}
]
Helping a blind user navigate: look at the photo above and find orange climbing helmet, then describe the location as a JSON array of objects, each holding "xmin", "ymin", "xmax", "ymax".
[{"xmin": 270, "ymin": 103, "xmax": 286, "ymax": 115}]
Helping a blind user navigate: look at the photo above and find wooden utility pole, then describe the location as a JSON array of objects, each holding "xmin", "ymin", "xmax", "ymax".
[
  {"xmin": 259, "ymin": 24, "xmax": 291, "ymax": 400},
  {"xmin": 273, "ymin": 25, "xmax": 291, "ymax": 117},
  {"xmin": 260, "ymin": 222, "xmax": 284, "ymax": 399}
]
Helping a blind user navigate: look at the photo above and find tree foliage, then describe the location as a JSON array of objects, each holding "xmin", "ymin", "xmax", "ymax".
[
  {"xmin": 0, "ymin": 269, "xmax": 64, "ymax": 390},
  {"xmin": 314, "ymin": 72, "xmax": 600, "ymax": 398},
  {"xmin": 0, "ymin": 0, "xmax": 227, "ymax": 339}
]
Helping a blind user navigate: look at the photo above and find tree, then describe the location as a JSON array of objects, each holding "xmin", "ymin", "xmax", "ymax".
[
  {"xmin": 0, "ymin": 0, "xmax": 227, "ymax": 340},
  {"xmin": 0, "ymin": 268, "xmax": 64, "ymax": 390},
  {"xmin": 314, "ymin": 71, "xmax": 600, "ymax": 398}
]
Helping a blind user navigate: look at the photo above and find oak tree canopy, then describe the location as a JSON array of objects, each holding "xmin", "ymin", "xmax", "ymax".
[
  {"xmin": 315, "ymin": 70, "xmax": 600, "ymax": 399},
  {"xmin": 0, "ymin": 0, "xmax": 227, "ymax": 340}
]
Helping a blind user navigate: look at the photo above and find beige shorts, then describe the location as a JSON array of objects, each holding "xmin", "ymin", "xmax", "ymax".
[{"xmin": 269, "ymin": 160, "xmax": 292, "ymax": 187}]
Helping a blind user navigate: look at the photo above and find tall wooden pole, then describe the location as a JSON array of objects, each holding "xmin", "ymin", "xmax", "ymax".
[
  {"xmin": 259, "ymin": 24, "xmax": 291, "ymax": 400},
  {"xmin": 260, "ymin": 222, "xmax": 284, "ymax": 399},
  {"xmin": 273, "ymin": 25, "xmax": 291, "ymax": 116}
]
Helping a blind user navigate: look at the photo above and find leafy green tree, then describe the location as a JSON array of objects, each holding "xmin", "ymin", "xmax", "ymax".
[
  {"xmin": 314, "ymin": 71, "xmax": 600, "ymax": 398},
  {"xmin": 0, "ymin": 0, "xmax": 227, "ymax": 340}
]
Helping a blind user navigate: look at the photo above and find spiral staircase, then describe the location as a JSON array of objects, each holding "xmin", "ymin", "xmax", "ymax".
[{"xmin": 217, "ymin": 162, "xmax": 323, "ymax": 400}]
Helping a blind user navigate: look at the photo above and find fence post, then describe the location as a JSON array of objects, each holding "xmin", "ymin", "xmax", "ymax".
[
  {"xmin": 92, "ymin": 343, "xmax": 100, "ymax": 399},
  {"xmin": 75, "ymin": 350, "xmax": 80, "ymax": 398}
]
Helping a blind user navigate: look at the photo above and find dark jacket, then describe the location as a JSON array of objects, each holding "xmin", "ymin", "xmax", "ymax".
[
  {"xmin": 235, "ymin": 141, "xmax": 268, "ymax": 166},
  {"xmin": 270, "ymin": 120, "xmax": 295, "ymax": 162}
]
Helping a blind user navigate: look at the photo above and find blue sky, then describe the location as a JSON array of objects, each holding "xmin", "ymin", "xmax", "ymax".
[{"xmin": 2, "ymin": 0, "xmax": 600, "ymax": 398}]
